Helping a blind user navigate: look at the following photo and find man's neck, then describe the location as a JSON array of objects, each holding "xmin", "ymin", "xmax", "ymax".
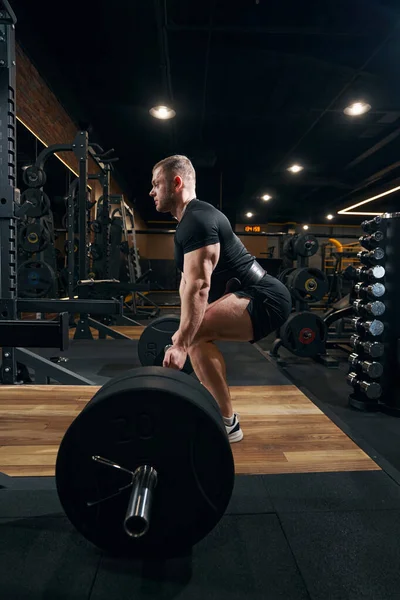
[{"xmin": 174, "ymin": 196, "xmax": 195, "ymax": 222}]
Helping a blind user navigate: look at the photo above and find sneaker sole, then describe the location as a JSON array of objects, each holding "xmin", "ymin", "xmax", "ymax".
[{"xmin": 228, "ymin": 428, "xmax": 244, "ymax": 443}]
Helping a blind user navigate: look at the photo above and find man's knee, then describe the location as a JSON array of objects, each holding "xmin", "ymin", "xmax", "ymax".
[
  {"xmin": 188, "ymin": 318, "xmax": 217, "ymax": 350},
  {"xmin": 187, "ymin": 336, "xmax": 213, "ymax": 356}
]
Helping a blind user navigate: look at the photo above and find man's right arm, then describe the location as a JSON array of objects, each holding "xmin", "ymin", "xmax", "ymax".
[{"xmin": 179, "ymin": 273, "xmax": 186, "ymax": 301}]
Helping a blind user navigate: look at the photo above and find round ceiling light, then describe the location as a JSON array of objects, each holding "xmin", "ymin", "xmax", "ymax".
[
  {"xmin": 149, "ymin": 105, "xmax": 176, "ymax": 120},
  {"xmin": 287, "ymin": 164, "xmax": 304, "ymax": 174},
  {"xmin": 344, "ymin": 102, "xmax": 371, "ymax": 116}
]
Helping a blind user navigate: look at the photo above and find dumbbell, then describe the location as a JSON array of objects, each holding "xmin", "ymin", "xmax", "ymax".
[
  {"xmin": 343, "ymin": 265, "xmax": 385, "ymax": 282},
  {"xmin": 359, "ymin": 231, "xmax": 385, "ymax": 250},
  {"xmin": 357, "ymin": 248, "xmax": 385, "ymax": 266},
  {"xmin": 354, "ymin": 282, "xmax": 385, "ymax": 300},
  {"xmin": 350, "ymin": 335, "xmax": 384, "ymax": 358},
  {"xmin": 352, "ymin": 299, "xmax": 385, "ymax": 317},
  {"xmin": 361, "ymin": 216, "xmax": 383, "ymax": 233},
  {"xmin": 352, "ymin": 317, "xmax": 384, "ymax": 337},
  {"xmin": 355, "ymin": 265, "xmax": 385, "ymax": 281},
  {"xmin": 348, "ymin": 353, "xmax": 383, "ymax": 379},
  {"xmin": 347, "ymin": 372, "xmax": 382, "ymax": 400}
]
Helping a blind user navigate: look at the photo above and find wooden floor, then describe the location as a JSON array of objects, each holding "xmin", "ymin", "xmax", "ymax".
[{"xmin": 0, "ymin": 384, "xmax": 379, "ymax": 477}]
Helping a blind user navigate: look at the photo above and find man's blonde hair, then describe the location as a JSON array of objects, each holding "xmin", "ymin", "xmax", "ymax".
[{"xmin": 153, "ymin": 155, "xmax": 196, "ymax": 188}]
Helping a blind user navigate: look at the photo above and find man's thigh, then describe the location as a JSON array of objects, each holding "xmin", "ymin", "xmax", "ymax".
[{"xmin": 192, "ymin": 293, "xmax": 254, "ymax": 344}]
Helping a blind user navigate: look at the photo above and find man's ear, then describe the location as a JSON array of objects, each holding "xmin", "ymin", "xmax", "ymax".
[{"xmin": 174, "ymin": 175, "xmax": 183, "ymax": 190}]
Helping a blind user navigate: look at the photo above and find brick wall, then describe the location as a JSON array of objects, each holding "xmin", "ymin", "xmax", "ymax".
[{"xmin": 15, "ymin": 43, "xmax": 147, "ymax": 230}]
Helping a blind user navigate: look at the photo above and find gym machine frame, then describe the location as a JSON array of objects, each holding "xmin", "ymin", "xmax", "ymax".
[
  {"xmin": 0, "ymin": 4, "xmax": 96, "ymax": 391},
  {"xmin": 76, "ymin": 155, "xmax": 154, "ymax": 335},
  {"xmin": 21, "ymin": 124, "xmax": 148, "ymax": 342},
  {"xmin": 0, "ymin": 2, "xmax": 130, "ymax": 385},
  {"xmin": 110, "ymin": 195, "xmax": 160, "ymax": 320}
]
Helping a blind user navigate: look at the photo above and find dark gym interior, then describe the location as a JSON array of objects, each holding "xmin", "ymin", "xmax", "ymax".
[{"xmin": 0, "ymin": 1, "xmax": 400, "ymax": 599}]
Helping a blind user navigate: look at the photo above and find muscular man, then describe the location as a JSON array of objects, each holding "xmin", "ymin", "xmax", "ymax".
[{"xmin": 149, "ymin": 155, "xmax": 292, "ymax": 442}]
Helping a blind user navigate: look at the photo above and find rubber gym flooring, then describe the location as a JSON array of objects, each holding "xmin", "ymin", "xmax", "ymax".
[{"xmin": 1, "ymin": 326, "xmax": 400, "ymax": 599}]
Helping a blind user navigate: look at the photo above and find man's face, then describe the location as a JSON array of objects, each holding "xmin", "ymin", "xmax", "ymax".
[{"xmin": 150, "ymin": 168, "xmax": 175, "ymax": 213}]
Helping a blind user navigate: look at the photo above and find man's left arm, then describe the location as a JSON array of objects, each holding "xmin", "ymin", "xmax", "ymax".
[{"xmin": 174, "ymin": 243, "xmax": 220, "ymax": 350}]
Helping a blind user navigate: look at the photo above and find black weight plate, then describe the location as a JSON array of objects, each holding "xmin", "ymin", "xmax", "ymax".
[
  {"xmin": 283, "ymin": 236, "xmax": 296, "ymax": 260},
  {"xmin": 17, "ymin": 260, "xmax": 55, "ymax": 298},
  {"xmin": 138, "ymin": 315, "xmax": 193, "ymax": 374},
  {"xmin": 22, "ymin": 165, "xmax": 47, "ymax": 188},
  {"xmin": 280, "ymin": 311, "xmax": 327, "ymax": 357},
  {"xmin": 278, "ymin": 267, "xmax": 296, "ymax": 286},
  {"xmin": 55, "ymin": 366, "xmax": 234, "ymax": 558},
  {"xmin": 20, "ymin": 188, "xmax": 50, "ymax": 217},
  {"xmin": 293, "ymin": 233, "xmax": 319, "ymax": 258},
  {"xmin": 287, "ymin": 267, "xmax": 328, "ymax": 303},
  {"xmin": 20, "ymin": 223, "xmax": 50, "ymax": 254}
]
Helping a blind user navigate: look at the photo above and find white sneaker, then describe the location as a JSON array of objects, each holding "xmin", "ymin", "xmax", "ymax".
[{"xmin": 225, "ymin": 413, "xmax": 243, "ymax": 443}]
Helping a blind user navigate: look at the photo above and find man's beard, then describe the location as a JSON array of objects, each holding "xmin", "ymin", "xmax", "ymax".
[{"xmin": 158, "ymin": 192, "xmax": 175, "ymax": 213}]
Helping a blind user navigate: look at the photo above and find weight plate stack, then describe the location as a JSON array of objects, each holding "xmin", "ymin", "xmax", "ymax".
[{"xmin": 55, "ymin": 367, "xmax": 235, "ymax": 558}]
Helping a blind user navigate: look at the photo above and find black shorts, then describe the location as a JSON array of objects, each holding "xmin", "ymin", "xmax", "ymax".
[{"xmin": 234, "ymin": 274, "xmax": 292, "ymax": 342}]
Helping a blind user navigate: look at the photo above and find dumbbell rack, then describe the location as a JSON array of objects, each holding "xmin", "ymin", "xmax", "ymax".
[{"xmin": 347, "ymin": 213, "xmax": 400, "ymax": 413}]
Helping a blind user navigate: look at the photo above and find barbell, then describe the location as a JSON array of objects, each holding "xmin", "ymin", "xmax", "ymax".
[
  {"xmin": 138, "ymin": 314, "xmax": 193, "ymax": 374},
  {"xmin": 55, "ymin": 366, "xmax": 234, "ymax": 558}
]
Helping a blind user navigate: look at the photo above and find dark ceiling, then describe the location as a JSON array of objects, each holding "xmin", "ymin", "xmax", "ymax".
[{"xmin": 10, "ymin": 0, "xmax": 400, "ymax": 226}]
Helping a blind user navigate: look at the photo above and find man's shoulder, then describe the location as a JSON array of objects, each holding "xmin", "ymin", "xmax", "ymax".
[
  {"xmin": 189, "ymin": 199, "xmax": 221, "ymax": 220},
  {"xmin": 192, "ymin": 199, "xmax": 217, "ymax": 211}
]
